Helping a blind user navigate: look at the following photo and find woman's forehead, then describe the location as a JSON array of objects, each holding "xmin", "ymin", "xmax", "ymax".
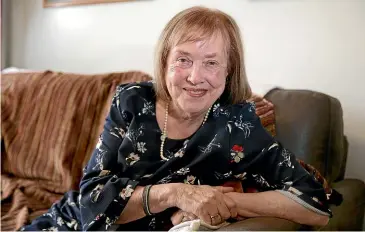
[{"xmin": 171, "ymin": 35, "xmax": 228, "ymax": 57}]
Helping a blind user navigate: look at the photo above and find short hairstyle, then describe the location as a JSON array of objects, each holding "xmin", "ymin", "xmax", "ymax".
[{"xmin": 153, "ymin": 6, "xmax": 252, "ymax": 104}]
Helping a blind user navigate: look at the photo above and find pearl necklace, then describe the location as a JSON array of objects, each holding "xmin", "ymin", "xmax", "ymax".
[{"xmin": 160, "ymin": 103, "xmax": 212, "ymax": 161}]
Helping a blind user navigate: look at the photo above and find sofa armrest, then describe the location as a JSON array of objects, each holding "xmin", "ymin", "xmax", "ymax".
[
  {"xmin": 218, "ymin": 217, "xmax": 305, "ymax": 231},
  {"xmin": 315, "ymin": 178, "xmax": 365, "ymax": 231}
]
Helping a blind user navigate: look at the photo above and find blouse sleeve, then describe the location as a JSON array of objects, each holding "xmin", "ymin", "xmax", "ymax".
[
  {"xmin": 79, "ymin": 85, "xmax": 139, "ymax": 230},
  {"xmin": 230, "ymin": 102, "xmax": 332, "ymax": 217}
]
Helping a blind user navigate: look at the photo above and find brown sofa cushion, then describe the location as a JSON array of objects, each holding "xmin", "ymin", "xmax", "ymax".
[
  {"xmin": 264, "ymin": 88, "xmax": 346, "ymax": 184},
  {"xmin": 1, "ymin": 70, "xmax": 152, "ymax": 231},
  {"xmin": 248, "ymin": 93, "xmax": 342, "ymax": 206}
]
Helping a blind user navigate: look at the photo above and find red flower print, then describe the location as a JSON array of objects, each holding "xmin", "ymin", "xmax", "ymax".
[
  {"xmin": 232, "ymin": 145, "xmax": 243, "ymax": 152},
  {"xmin": 231, "ymin": 145, "xmax": 245, "ymax": 163}
]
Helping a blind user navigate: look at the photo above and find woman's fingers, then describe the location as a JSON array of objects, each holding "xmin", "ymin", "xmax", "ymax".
[
  {"xmin": 171, "ymin": 210, "xmax": 184, "ymax": 225},
  {"xmin": 175, "ymin": 185, "xmax": 238, "ymax": 226},
  {"xmin": 216, "ymin": 196, "xmax": 232, "ymax": 221},
  {"xmin": 223, "ymin": 194, "xmax": 238, "ymax": 218},
  {"xmin": 199, "ymin": 212, "xmax": 214, "ymax": 226},
  {"xmin": 171, "ymin": 210, "xmax": 198, "ymax": 225},
  {"xmin": 195, "ymin": 202, "xmax": 219, "ymax": 226},
  {"xmin": 214, "ymin": 187, "xmax": 238, "ymax": 220},
  {"xmin": 185, "ymin": 211, "xmax": 198, "ymax": 221}
]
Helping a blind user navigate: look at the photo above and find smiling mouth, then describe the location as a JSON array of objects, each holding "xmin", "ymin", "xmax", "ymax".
[{"xmin": 183, "ymin": 88, "xmax": 207, "ymax": 97}]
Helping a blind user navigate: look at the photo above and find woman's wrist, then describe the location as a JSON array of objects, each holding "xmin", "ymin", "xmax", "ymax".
[
  {"xmin": 148, "ymin": 183, "xmax": 181, "ymax": 213},
  {"xmin": 165, "ymin": 183, "xmax": 182, "ymax": 208}
]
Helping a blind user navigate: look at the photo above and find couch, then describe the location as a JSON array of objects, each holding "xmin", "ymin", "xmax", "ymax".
[{"xmin": 1, "ymin": 71, "xmax": 364, "ymax": 231}]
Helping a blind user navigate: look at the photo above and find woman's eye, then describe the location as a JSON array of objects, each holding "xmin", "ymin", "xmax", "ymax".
[
  {"xmin": 175, "ymin": 58, "xmax": 192, "ymax": 68},
  {"xmin": 206, "ymin": 61, "xmax": 219, "ymax": 67},
  {"xmin": 177, "ymin": 58, "xmax": 190, "ymax": 63}
]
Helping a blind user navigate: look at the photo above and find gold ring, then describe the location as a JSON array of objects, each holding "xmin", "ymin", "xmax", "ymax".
[
  {"xmin": 210, "ymin": 214, "xmax": 220, "ymax": 219},
  {"xmin": 210, "ymin": 214, "xmax": 221, "ymax": 225}
]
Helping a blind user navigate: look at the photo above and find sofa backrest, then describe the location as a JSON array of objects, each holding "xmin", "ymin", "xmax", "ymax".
[
  {"xmin": 1, "ymin": 71, "xmax": 152, "ymax": 193},
  {"xmin": 265, "ymin": 88, "xmax": 347, "ymax": 183}
]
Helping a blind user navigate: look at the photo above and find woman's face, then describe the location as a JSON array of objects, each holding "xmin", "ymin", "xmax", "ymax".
[{"xmin": 165, "ymin": 34, "xmax": 228, "ymax": 115}]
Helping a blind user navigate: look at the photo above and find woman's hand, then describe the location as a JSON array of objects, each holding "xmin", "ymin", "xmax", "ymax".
[
  {"xmin": 173, "ymin": 184, "xmax": 238, "ymax": 225},
  {"xmin": 171, "ymin": 209, "xmax": 198, "ymax": 225}
]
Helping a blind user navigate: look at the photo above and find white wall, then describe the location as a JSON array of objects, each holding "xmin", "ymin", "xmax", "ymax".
[
  {"xmin": 5, "ymin": 0, "xmax": 365, "ymax": 181},
  {"xmin": 1, "ymin": 0, "xmax": 10, "ymax": 69}
]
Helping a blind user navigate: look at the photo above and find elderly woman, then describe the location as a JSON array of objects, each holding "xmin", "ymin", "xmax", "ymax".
[{"xmin": 22, "ymin": 6, "xmax": 332, "ymax": 231}]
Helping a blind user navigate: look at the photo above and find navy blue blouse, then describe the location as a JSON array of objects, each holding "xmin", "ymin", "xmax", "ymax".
[{"xmin": 21, "ymin": 81, "xmax": 331, "ymax": 231}]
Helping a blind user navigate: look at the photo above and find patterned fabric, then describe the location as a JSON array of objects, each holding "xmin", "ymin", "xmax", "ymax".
[
  {"xmin": 297, "ymin": 160, "xmax": 343, "ymax": 205},
  {"xmin": 20, "ymin": 82, "xmax": 332, "ymax": 231},
  {"xmin": 1, "ymin": 71, "xmax": 152, "ymax": 231}
]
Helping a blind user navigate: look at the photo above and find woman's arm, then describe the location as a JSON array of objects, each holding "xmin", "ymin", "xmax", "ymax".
[
  {"xmin": 226, "ymin": 191, "xmax": 329, "ymax": 226},
  {"xmin": 117, "ymin": 183, "xmax": 237, "ymax": 225},
  {"xmin": 171, "ymin": 190, "xmax": 329, "ymax": 227},
  {"xmin": 228, "ymin": 102, "xmax": 332, "ymax": 227},
  {"xmin": 116, "ymin": 184, "xmax": 177, "ymax": 224},
  {"xmin": 80, "ymin": 84, "xmax": 155, "ymax": 230}
]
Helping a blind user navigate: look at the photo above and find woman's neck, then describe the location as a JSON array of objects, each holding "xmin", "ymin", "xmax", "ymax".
[
  {"xmin": 156, "ymin": 99, "xmax": 207, "ymax": 140},
  {"xmin": 168, "ymin": 101, "xmax": 206, "ymax": 124}
]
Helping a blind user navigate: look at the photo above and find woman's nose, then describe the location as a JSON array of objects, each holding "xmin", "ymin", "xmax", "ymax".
[{"xmin": 187, "ymin": 62, "xmax": 204, "ymax": 85}]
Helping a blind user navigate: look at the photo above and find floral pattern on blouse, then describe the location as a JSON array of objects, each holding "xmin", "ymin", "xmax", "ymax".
[
  {"xmin": 230, "ymin": 144, "xmax": 245, "ymax": 163},
  {"xmin": 21, "ymin": 82, "xmax": 332, "ymax": 232}
]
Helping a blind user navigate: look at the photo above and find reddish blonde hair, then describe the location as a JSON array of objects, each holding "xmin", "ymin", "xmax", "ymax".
[{"xmin": 153, "ymin": 6, "xmax": 252, "ymax": 104}]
